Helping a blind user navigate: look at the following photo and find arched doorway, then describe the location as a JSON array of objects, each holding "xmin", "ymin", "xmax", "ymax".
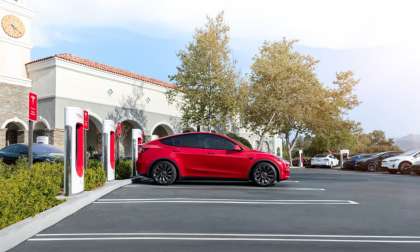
[
  {"xmin": 5, "ymin": 121, "xmax": 25, "ymax": 146},
  {"xmin": 34, "ymin": 120, "xmax": 50, "ymax": 144},
  {"xmin": 86, "ymin": 116, "xmax": 102, "ymax": 160},
  {"xmin": 182, "ymin": 127, "xmax": 195, "ymax": 133},
  {"xmin": 120, "ymin": 119, "xmax": 142, "ymax": 158},
  {"xmin": 152, "ymin": 123, "xmax": 174, "ymax": 139},
  {"xmin": 261, "ymin": 141, "xmax": 271, "ymax": 153}
]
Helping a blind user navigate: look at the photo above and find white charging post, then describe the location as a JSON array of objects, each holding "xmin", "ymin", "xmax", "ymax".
[
  {"xmin": 131, "ymin": 129, "xmax": 143, "ymax": 177},
  {"xmin": 64, "ymin": 107, "xmax": 85, "ymax": 196},
  {"xmin": 299, "ymin": 149, "xmax": 304, "ymax": 168},
  {"xmin": 103, "ymin": 120, "xmax": 116, "ymax": 181},
  {"xmin": 340, "ymin": 149, "xmax": 350, "ymax": 169}
]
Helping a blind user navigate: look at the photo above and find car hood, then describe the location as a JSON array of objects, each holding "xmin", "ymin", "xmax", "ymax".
[{"xmin": 383, "ymin": 155, "xmax": 413, "ymax": 162}]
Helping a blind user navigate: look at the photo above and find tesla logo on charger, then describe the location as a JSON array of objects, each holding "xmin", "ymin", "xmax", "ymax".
[
  {"xmin": 116, "ymin": 122, "xmax": 122, "ymax": 137},
  {"xmin": 28, "ymin": 92, "xmax": 38, "ymax": 121},
  {"xmin": 83, "ymin": 110, "xmax": 89, "ymax": 130}
]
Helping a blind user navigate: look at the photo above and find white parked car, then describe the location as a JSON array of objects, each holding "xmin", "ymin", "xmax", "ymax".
[
  {"xmin": 382, "ymin": 150, "xmax": 420, "ymax": 174},
  {"xmin": 310, "ymin": 154, "xmax": 339, "ymax": 168}
]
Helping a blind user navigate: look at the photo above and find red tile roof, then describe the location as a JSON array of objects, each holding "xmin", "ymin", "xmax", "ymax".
[{"xmin": 26, "ymin": 53, "xmax": 175, "ymax": 89}]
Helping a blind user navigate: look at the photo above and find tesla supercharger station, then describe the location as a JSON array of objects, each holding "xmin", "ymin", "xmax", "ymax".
[
  {"xmin": 298, "ymin": 149, "xmax": 304, "ymax": 168},
  {"xmin": 132, "ymin": 129, "xmax": 143, "ymax": 177},
  {"xmin": 64, "ymin": 107, "xmax": 85, "ymax": 196},
  {"xmin": 340, "ymin": 149, "xmax": 350, "ymax": 169},
  {"xmin": 103, "ymin": 120, "xmax": 116, "ymax": 181}
]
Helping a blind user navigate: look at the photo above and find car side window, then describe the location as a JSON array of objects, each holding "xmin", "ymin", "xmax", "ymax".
[
  {"xmin": 161, "ymin": 135, "xmax": 203, "ymax": 148},
  {"xmin": 202, "ymin": 135, "xmax": 235, "ymax": 150}
]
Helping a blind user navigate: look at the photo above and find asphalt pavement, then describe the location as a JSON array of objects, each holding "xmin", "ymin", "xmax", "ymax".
[{"xmin": 11, "ymin": 168, "xmax": 420, "ymax": 252}]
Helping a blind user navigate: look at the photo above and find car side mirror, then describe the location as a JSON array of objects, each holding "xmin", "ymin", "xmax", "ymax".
[{"xmin": 233, "ymin": 145, "xmax": 242, "ymax": 151}]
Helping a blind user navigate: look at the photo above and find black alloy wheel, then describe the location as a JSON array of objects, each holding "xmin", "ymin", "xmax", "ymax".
[
  {"xmin": 399, "ymin": 162, "xmax": 412, "ymax": 175},
  {"xmin": 151, "ymin": 161, "xmax": 177, "ymax": 185},
  {"xmin": 367, "ymin": 162, "xmax": 377, "ymax": 172},
  {"xmin": 252, "ymin": 162, "xmax": 277, "ymax": 186}
]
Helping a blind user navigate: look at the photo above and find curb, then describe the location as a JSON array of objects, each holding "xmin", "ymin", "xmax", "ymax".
[{"xmin": 0, "ymin": 179, "xmax": 132, "ymax": 251}]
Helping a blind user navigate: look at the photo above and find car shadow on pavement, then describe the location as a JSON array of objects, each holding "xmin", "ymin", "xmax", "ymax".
[{"xmin": 131, "ymin": 176, "xmax": 295, "ymax": 187}]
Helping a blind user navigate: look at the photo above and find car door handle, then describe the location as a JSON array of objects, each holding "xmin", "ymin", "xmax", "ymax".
[{"xmin": 207, "ymin": 152, "xmax": 215, "ymax": 155}]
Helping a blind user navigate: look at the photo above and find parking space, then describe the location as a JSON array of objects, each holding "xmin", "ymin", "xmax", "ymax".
[{"xmin": 12, "ymin": 168, "xmax": 420, "ymax": 252}]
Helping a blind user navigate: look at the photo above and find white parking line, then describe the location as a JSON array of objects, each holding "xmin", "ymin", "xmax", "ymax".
[
  {"xmin": 30, "ymin": 233, "xmax": 420, "ymax": 243},
  {"xmin": 124, "ymin": 185, "xmax": 323, "ymax": 191},
  {"xmin": 93, "ymin": 198, "xmax": 358, "ymax": 205},
  {"xmin": 34, "ymin": 233, "xmax": 420, "ymax": 239}
]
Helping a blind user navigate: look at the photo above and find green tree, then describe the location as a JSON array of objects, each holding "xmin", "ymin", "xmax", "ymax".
[
  {"xmin": 242, "ymin": 39, "xmax": 360, "ymax": 162},
  {"xmin": 168, "ymin": 12, "xmax": 238, "ymax": 131},
  {"xmin": 355, "ymin": 130, "xmax": 401, "ymax": 153}
]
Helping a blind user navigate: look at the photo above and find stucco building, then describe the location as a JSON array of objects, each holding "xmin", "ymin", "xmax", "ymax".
[{"xmin": 0, "ymin": 0, "xmax": 281, "ymax": 157}]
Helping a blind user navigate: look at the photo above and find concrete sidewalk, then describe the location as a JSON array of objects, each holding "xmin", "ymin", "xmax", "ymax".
[{"xmin": 0, "ymin": 179, "xmax": 132, "ymax": 252}]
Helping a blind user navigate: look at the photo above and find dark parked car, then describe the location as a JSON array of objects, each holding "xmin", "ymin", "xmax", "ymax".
[
  {"xmin": 354, "ymin": 151, "xmax": 402, "ymax": 172},
  {"xmin": 0, "ymin": 144, "xmax": 64, "ymax": 164},
  {"xmin": 342, "ymin": 154, "xmax": 373, "ymax": 170},
  {"xmin": 292, "ymin": 157, "xmax": 311, "ymax": 167}
]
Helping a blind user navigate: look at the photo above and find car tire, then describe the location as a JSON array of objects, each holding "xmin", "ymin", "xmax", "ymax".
[
  {"xmin": 252, "ymin": 162, "xmax": 277, "ymax": 187},
  {"xmin": 367, "ymin": 163, "xmax": 377, "ymax": 172},
  {"xmin": 399, "ymin": 162, "xmax": 412, "ymax": 175},
  {"xmin": 151, "ymin": 160, "xmax": 177, "ymax": 185}
]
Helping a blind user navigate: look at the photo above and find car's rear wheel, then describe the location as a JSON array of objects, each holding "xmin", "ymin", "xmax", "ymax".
[
  {"xmin": 367, "ymin": 162, "xmax": 377, "ymax": 172},
  {"xmin": 252, "ymin": 162, "xmax": 277, "ymax": 187},
  {"xmin": 151, "ymin": 161, "xmax": 177, "ymax": 185},
  {"xmin": 399, "ymin": 162, "xmax": 412, "ymax": 175}
]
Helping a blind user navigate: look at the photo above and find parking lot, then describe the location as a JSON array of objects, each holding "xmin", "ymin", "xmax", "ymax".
[{"xmin": 12, "ymin": 168, "xmax": 420, "ymax": 252}]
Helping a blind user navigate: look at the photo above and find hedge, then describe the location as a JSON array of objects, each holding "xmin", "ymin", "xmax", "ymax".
[
  {"xmin": 0, "ymin": 158, "xmax": 108, "ymax": 229},
  {"xmin": 0, "ymin": 161, "xmax": 63, "ymax": 229},
  {"xmin": 85, "ymin": 159, "xmax": 106, "ymax": 191},
  {"xmin": 116, "ymin": 159, "xmax": 132, "ymax": 180}
]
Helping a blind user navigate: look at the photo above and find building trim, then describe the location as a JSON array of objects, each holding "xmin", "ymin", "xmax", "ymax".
[
  {"xmin": 36, "ymin": 116, "xmax": 51, "ymax": 130},
  {"xmin": 1, "ymin": 117, "xmax": 28, "ymax": 130},
  {"xmin": 0, "ymin": 73, "xmax": 31, "ymax": 87},
  {"xmin": 151, "ymin": 121, "xmax": 175, "ymax": 135},
  {"xmin": 26, "ymin": 54, "xmax": 175, "ymax": 91}
]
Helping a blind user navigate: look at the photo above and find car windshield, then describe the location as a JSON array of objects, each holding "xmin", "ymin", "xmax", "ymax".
[{"xmin": 401, "ymin": 150, "xmax": 420, "ymax": 156}]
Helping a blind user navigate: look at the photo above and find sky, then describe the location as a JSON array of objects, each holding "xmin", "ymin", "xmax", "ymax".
[{"xmin": 28, "ymin": 0, "xmax": 420, "ymax": 138}]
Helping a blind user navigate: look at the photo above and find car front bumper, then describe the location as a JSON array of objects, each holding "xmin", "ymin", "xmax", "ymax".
[{"xmin": 382, "ymin": 161, "xmax": 398, "ymax": 170}]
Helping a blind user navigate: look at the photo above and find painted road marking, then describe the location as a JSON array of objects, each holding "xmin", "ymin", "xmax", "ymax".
[
  {"xmin": 93, "ymin": 198, "xmax": 358, "ymax": 205},
  {"xmin": 30, "ymin": 233, "xmax": 420, "ymax": 243},
  {"xmin": 36, "ymin": 233, "xmax": 420, "ymax": 239}
]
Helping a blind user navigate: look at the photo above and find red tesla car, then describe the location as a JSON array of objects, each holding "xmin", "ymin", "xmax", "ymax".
[{"xmin": 137, "ymin": 132, "xmax": 290, "ymax": 186}]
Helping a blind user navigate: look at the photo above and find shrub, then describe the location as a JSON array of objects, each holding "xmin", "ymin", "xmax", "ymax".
[
  {"xmin": 226, "ymin": 132, "xmax": 253, "ymax": 149},
  {"xmin": 116, "ymin": 159, "xmax": 132, "ymax": 180},
  {"xmin": 0, "ymin": 161, "xmax": 63, "ymax": 229},
  {"xmin": 84, "ymin": 159, "xmax": 106, "ymax": 191}
]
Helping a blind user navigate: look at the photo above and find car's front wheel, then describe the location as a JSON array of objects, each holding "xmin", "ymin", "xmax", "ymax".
[
  {"xmin": 399, "ymin": 162, "xmax": 412, "ymax": 175},
  {"xmin": 151, "ymin": 161, "xmax": 177, "ymax": 185},
  {"xmin": 252, "ymin": 162, "xmax": 277, "ymax": 187}
]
